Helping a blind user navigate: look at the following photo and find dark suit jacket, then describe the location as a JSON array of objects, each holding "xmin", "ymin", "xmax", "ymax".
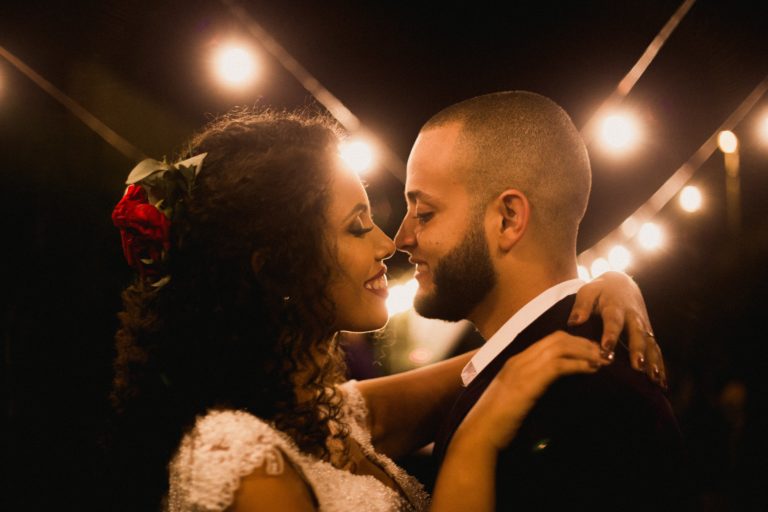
[{"xmin": 433, "ymin": 294, "xmax": 691, "ymax": 510}]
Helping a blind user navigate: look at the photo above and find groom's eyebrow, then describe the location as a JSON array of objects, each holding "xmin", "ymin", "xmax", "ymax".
[{"xmin": 405, "ymin": 190, "xmax": 437, "ymax": 205}]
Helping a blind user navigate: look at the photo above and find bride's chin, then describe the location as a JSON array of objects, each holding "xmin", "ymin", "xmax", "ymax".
[{"xmin": 337, "ymin": 309, "xmax": 389, "ymax": 333}]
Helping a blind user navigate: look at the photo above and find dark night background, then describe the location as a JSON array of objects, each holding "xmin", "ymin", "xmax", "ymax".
[{"xmin": 2, "ymin": 1, "xmax": 767, "ymax": 509}]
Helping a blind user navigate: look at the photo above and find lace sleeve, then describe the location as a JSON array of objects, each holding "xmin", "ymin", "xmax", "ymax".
[
  {"xmin": 167, "ymin": 409, "xmax": 290, "ymax": 512},
  {"xmin": 338, "ymin": 379, "xmax": 370, "ymax": 433}
]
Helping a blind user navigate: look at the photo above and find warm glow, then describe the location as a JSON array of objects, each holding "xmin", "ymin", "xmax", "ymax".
[
  {"xmin": 577, "ymin": 265, "xmax": 591, "ymax": 282},
  {"xmin": 408, "ymin": 347, "xmax": 433, "ymax": 366},
  {"xmin": 599, "ymin": 113, "xmax": 641, "ymax": 153},
  {"xmin": 679, "ymin": 185, "xmax": 702, "ymax": 213},
  {"xmin": 340, "ymin": 139, "xmax": 375, "ymax": 175},
  {"xmin": 590, "ymin": 258, "xmax": 610, "ymax": 279},
  {"xmin": 759, "ymin": 115, "xmax": 768, "ymax": 143},
  {"xmin": 718, "ymin": 130, "xmax": 738, "ymax": 154},
  {"xmin": 608, "ymin": 245, "xmax": 632, "ymax": 271},
  {"xmin": 214, "ymin": 45, "xmax": 258, "ymax": 87},
  {"xmin": 638, "ymin": 222, "xmax": 663, "ymax": 250},
  {"xmin": 385, "ymin": 279, "xmax": 418, "ymax": 316}
]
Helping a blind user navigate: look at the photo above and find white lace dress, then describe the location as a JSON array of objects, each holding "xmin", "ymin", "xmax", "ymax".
[{"xmin": 166, "ymin": 381, "xmax": 430, "ymax": 511}]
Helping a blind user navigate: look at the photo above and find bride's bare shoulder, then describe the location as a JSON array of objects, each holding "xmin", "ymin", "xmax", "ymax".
[{"xmin": 230, "ymin": 449, "xmax": 316, "ymax": 512}]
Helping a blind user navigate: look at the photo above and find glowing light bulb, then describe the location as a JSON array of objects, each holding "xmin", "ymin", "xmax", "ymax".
[
  {"xmin": 214, "ymin": 45, "xmax": 258, "ymax": 87},
  {"xmin": 340, "ymin": 140, "xmax": 375, "ymax": 175},
  {"xmin": 718, "ymin": 130, "xmax": 738, "ymax": 154},
  {"xmin": 679, "ymin": 185, "xmax": 702, "ymax": 213},
  {"xmin": 638, "ymin": 222, "xmax": 663, "ymax": 250},
  {"xmin": 590, "ymin": 258, "xmax": 610, "ymax": 279},
  {"xmin": 608, "ymin": 245, "xmax": 632, "ymax": 271},
  {"xmin": 759, "ymin": 115, "xmax": 768, "ymax": 144},
  {"xmin": 599, "ymin": 113, "xmax": 641, "ymax": 153}
]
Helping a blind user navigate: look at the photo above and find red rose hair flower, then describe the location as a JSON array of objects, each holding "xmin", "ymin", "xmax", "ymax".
[
  {"xmin": 112, "ymin": 184, "xmax": 171, "ymax": 280},
  {"xmin": 112, "ymin": 154, "xmax": 205, "ymax": 284}
]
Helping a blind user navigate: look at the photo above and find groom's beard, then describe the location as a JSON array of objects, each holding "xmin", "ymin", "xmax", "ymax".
[{"xmin": 414, "ymin": 218, "xmax": 497, "ymax": 322}]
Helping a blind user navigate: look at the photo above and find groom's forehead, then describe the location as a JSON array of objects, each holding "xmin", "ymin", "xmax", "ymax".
[
  {"xmin": 405, "ymin": 123, "xmax": 468, "ymax": 193},
  {"xmin": 403, "ymin": 168, "xmax": 469, "ymax": 208}
]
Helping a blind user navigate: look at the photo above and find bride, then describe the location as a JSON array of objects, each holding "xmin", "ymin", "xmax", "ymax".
[{"xmin": 110, "ymin": 109, "xmax": 663, "ymax": 511}]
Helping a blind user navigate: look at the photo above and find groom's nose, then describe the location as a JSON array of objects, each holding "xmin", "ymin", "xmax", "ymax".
[{"xmin": 394, "ymin": 216, "xmax": 416, "ymax": 254}]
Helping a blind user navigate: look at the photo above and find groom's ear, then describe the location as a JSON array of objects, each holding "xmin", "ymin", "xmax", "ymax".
[{"xmin": 494, "ymin": 189, "xmax": 530, "ymax": 252}]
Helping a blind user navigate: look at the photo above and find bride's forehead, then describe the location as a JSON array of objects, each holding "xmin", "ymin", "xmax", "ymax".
[{"xmin": 328, "ymin": 166, "xmax": 369, "ymax": 213}]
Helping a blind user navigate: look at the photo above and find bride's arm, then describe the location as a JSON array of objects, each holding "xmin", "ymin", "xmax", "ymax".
[
  {"xmin": 356, "ymin": 349, "xmax": 476, "ymax": 459},
  {"xmin": 357, "ymin": 271, "xmax": 663, "ymax": 460},
  {"xmin": 429, "ymin": 332, "xmax": 611, "ymax": 512}
]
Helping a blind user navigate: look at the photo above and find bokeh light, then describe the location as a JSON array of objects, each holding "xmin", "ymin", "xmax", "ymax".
[
  {"xmin": 385, "ymin": 278, "xmax": 418, "ymax": 316},
  {"xmin": 408, "ymin": 347, "xmax": 433, "ymax": 366},
  {"xmin": 717, "ymin": 130, "xmax": 738, "ymax": 154},
  {"xmin": 590, "ymin": 257, "xmax": 610, "ymax": 279},
  {"xmin": 608, "ymin": 245, "xmax": 632, "ymax": 271},
  {"xmin": 638, "ymin": 222, "xmax": 663, "ymax": 250},
  {"xmin": 340, "ymin": 139, "xmax": 375, "ymax": 175},
  {"xmin": 679, "ymin": 185, "xmax": 702, "ymax": 213},
  {"xmin": 599, "ymin": 113, "xmax": 641, "ymax": 153},
  {"xmin": 213, "ymin": 44, "xmax": 259, "ymax": 88},
  {"xmin": 577, "ymin": 265, "xmax": 591, "ymax": 282},
  {"xmin": 759, "ymin": 115, "xmax": 768, "ymax": 144}
]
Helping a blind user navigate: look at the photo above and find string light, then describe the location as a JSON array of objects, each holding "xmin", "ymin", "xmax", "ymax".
[
  {"xmin": 638, "ymin": 222, "xmax": 663, "ymax": 250},
  {"xmin": 608, "ymin": 245, "xmax": 632, "ymax": 271},
  {"xmin": 718, "ymin": 130, "xmax": 738, "ymax": 154},
  {"xmin": 213, "ymin": 44, "xmax": 259, "ymax": 88},
  {"xmin": 590, "ymin": 258, "xmax": 611, "ymax": 278},
  {"xmin": 340, "ymin": 139, "xmax": 375, "ymax": 175},
  {"xmin": 679, "ymin": 185, "xmax": 702, "ymax": 212},
  {"xmin": 759, "ymin": 114, "xmax": 768, "ymax": 144},
  {"xmin": 598, "ymin": 113, "xmax": 641, "ymax": 153}
]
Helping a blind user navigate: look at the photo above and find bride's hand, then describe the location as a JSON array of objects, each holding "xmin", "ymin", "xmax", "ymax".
[
  {"xmin": 454, "ymin": 331, "xmax": 612, "ymax": 452},
  {"xmin": 569, "ymin": 271, "xmax": 666, "ymax": 387}
]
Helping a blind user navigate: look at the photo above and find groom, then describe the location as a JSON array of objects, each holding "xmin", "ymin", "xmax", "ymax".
[{"xmin": 395, "ymin": 91, "xmax": 689, "ymax": 509}]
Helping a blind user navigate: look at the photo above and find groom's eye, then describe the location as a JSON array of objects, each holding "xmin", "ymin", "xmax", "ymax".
[{"xmin": 414, "ymin": 211, "xmax": 434, "ymax": 224}]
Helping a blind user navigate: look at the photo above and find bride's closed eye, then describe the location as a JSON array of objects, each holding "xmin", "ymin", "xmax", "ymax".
[{"xmin": 349, "ymin": 215, "xmax": 375, "ymax": 237}]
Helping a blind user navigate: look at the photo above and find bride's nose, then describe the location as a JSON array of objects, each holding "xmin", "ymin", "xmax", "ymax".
[{"xmin": 375, "ymin": 226, "xmax": 396, "ymax": 261}]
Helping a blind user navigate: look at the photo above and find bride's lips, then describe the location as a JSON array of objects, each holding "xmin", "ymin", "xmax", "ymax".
[{"xmin": 364, "ymin": 267, "xmax": 389, "ymax": 298}]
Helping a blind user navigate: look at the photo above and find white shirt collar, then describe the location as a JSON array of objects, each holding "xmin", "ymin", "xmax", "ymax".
[{"xmin": 460, "ymin": 278, "xmax": 586, "ymax": 387}]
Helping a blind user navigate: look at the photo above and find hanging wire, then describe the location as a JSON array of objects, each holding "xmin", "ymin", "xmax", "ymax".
[
  {"xmin": 0, "ymin": 46, "xmax": 147, "ymax": 162},
  {"xmin": 579, "ymin": 0, "xmax": 697, "ymax": 144},
  {"xmin": 579, "ymin": 73, "xmax": 768, "ymax": 262},
  {"xmin": 220, "ymin": 0, "xmax": 407, "ymax": 181}
]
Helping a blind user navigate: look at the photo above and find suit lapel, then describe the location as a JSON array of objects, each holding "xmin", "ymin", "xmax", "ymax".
[{"xmin": 433, "ymin": 295, "xmax": 581, "ymax": 465}]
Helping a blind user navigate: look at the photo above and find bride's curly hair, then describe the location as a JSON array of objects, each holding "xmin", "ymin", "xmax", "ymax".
[{"xmin": 110, "ymin": 109, "xmax": 350, "ymax": 509}]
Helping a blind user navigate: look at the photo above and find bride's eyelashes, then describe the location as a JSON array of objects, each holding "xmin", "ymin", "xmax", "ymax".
[{"xmin": 348, "ymin": 216, "xmax": 375, "ymax": 237}]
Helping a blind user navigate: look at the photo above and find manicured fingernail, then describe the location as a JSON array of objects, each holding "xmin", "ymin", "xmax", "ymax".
[
  {"xmin": 652, "ymin": 365, "xmax": 661, "ymax": 381},
  {"xmin": 600, "ymin": 349, "xmax": 614, "ymax": 362},
  {"xmin": 636, "ymin": 354, "xmax": 646, "ymax": 371},
  {"xmin": 568, "ymin": 313, "xmax": 580, "ymax": 324}
]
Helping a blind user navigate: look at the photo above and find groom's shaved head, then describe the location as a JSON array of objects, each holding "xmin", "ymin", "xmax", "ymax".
[{"xmin": 421, "ymin": 91, "xmax": 591, "ymax": 252}]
